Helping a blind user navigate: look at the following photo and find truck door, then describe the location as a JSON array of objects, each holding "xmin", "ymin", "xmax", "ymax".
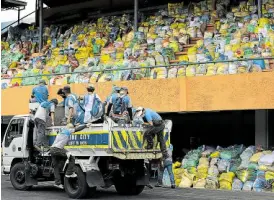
[{"xmin": 2, "ymin": 118, "xmax": 25, "ymax": 173}]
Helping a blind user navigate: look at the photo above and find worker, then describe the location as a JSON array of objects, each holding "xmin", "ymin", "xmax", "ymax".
[
  {"xmin": 31, "ymin": 79, "xmax": 49, "ymax": 103},
  {"xmin": 103, "ymin": 86, "xmax": 120, "ymax": 120},
  {"xmin": 132, "ymin": 107, "xmax": 144, "ymax": 127},
  {"xmin": 144, "ymin": 159, "xmax": 153, "ymax": 189},
  {"xmin": 75, "ymin": 97, "xmax": 85, "ymax": 125},
  {"xmin": 135, "ymin": 107, "xmax": 168, "ymax": 158},
  {"xmin": 155, "ymin": 144, "xmax": 175, "ymax": 189},
  {"xmin": 63, "ymin": 85, "xmax": 79, "ymax": 125},
  {"xmin": 34, "ymin": 99, "xmax": 58, "ymax": 152},
  {"xmin": 50, "ymin": 123, "xmax": 88, "ymax": 189},
  {"xmin": 57, "ymin": 88, "xmax": 66, "ymax": 107},
  {"xmin": 83, "ymin": 85, "xmax": 103, "ymax": 123},
  {"xmin": 105, "ymin": 85, "xmax": 120, "ymax": 104},
  {"xmin": 106, "ymin": 87, "xmax": 133, "ymax": 124}
]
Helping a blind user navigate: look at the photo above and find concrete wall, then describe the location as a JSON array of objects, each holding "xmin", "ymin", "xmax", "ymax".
[{"xmin": 2, "ymin": 72, "xmax": 274, "ymax": 116}]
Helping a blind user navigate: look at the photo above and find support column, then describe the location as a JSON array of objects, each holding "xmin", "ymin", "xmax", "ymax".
[
  {"xmin": 255, "ymin": 110, "xmax": 269, "ymax": 149},
  {"xmin": 18, "ymin": 8, "xmax": 20, "ymax": 25},
  {"xmin": 134, "ymin": 0, "xmax": 138, "ymax": 32},
  {"xmin": 258, "ymin": 0, "xmax": 262, "ymax": 18},
  {"xmin": 35, "ymin": 0, "xmax": 38, "ymax": 26},
  {"xmin": 212, "ymin": 0, "xmax": 216, "ymax": 11},
  {"xmin": 39, "ymin": 0, "xmax": 44, "ymax": 52}
]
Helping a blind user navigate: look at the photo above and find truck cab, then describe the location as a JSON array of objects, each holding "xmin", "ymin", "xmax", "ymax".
[{"xmin": 2, "ymin": 113, "xmax": 172, "ymax": 199}]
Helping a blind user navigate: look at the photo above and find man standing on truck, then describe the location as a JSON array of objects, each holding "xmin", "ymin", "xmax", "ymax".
[
  {"xmin": 106, "ymin": 87, "xmax": 133, "ymax": 125},
  {"xmin": 135, "ymin": 107, "xmax": 168, "ymax": 159},
  {"xmin": 63, "ymin": 85, "xmax": 79, "ymax": 125},
  {"xmin": 104, "ymin": 85, "xmax": 120, "ymax": 119},
  {"xmin": 82, "ymin": 85, "xmax": 103, "ymax": 123},
  {"xmin": 105, "ymin": 85, "xmax": 120, "ymax": 104},
  {"xmin": 34, "ymin": 99, "xmax": 58, "ymax": 152},
  {"xmin": 57, "ymin": 88, "xmax": 66, "ymax": 107},
  {"xmin": 31, "ymin": 79, "xmax": 49, "ymax": 103},
  {"xmin": 50, "ymin": 123, "xmax": 89, "ymax": 189}
]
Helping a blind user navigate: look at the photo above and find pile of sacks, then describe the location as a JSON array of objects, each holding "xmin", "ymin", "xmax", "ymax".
[
  {"xmin": 173, "ymin": 161, "xmax": 184, "ymax": 186},
  {"xmin": 174, "ymin": 145, "xmax": 274, "ymax": 192},
  {"xmin": 1, "ymin": 0, "xmax": 274, "ymax": 89}
]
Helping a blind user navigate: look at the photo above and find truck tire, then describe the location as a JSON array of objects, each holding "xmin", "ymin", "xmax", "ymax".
[
  {"xmin": 64, "ymin": 166, "xmax": 88, "ymax": 199},
  {"xmin": 10, "ymin": 163, "xmax": 32, "ymax": 191},
  {"xmin": 114, "ymin": 176, "xmax": 145, "ymax": 195}
]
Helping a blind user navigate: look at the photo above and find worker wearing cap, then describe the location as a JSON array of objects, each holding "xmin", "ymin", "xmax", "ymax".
[
  {"xmin": 63, "ymin": 85, "xmax": 79, "ymax": 125},
  {"xmin": 57, "ymin": 88, "xmax": 66, "ymax": 107},
  {"xmin": 83, "ymin": 85, "xmax": 102, "ymax": 123},
  {"xmin": 106, "ymin": 87, "xmax": 133, "ymax": 124},
  {"xmin": 34, "ymin": 99, "xmax": 58, "ymax": 152},
  {"xmin": 50, "ymin": 123, "xmax": 89, "ymax": 189},
  {"xmin": 104, "ymin": 85, "xmax": 120, "ymax": 113},
  {"xmin": 132, "ymin": 107, "xmax": 145, "ymax": 127},
  {"xmin": 135, "ymin": 107, "xmax": 168, "ymax": 159},
  {"xmin": 105, "ymin": 85, "xmax": 121, "ymax": 104},
  {"xmin": 31, "ymin": 79, "xmax": 48, "ymax": 103}
]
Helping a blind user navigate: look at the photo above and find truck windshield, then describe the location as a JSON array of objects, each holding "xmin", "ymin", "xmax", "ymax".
[{"xmin": 4, "ymin": 119, "xmax": 24, "ymax": 147}]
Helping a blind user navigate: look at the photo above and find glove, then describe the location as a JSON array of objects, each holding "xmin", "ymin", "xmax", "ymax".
[{"xmin": 67, "ymin": 118, "xmax": 71, "ymax": 124}]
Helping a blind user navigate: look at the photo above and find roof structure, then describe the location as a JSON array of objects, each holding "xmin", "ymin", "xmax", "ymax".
[
  {"xmin": 1, "ymin": 0, "xmax": 27, "ymax": 10},
  {"xmin": 42, "ymin": 0, "xmax": 185, "ymax": 24}
]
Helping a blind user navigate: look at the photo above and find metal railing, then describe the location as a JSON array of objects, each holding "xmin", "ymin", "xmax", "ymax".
[
  {"xmin": 1, "ymin": 10, "xmax": 35, "ymax": 32},
  {"xmin": 1, "ymin": 57, "xmax": 273, "ymax": 86}
]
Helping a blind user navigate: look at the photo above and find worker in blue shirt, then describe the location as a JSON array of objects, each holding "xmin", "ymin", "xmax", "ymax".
[
  {"xmin": 31, "ymin": 79, "xmax": 48, "ymax": 103},
  {"xmin": 103, "ymin": 85, "xmax": 120, "ymax": 121},
  {"xmin": 57, "ymin": 88, "xmax": 66, "ymax": 107},
  {"xmin": 82, "ymin": 85, "xmax": 103, "ymax": 123},
  {"xmin": 63, "ymin": 86, "xmax": 81, "ymax": 125},
  {"xmin": 135, "ymin": 107, "xmax": 168, "ymax": 159},
  {"xmin": 106, "ymin": 87, "xmax": 133, "ymax": 125},
  {"xmin": 105, "ymin": 85, "xmax": 120, "ymax": 104}
]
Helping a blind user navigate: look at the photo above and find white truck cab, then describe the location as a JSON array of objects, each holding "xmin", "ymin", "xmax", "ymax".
[{"xmin": 2, "ymin": 114, "xmax": 172, "ymax": 199}]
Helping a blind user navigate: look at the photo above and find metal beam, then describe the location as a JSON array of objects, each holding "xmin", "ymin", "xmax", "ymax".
[
  {"xmin": 212, "ymin": 0, "xmax": 216, "ymax": 10},
  {"xmin": 87, "ymin": 5, "xmax": 166, "ymax": 19},
  {"xmin": 134, "ymin": 0, "xmax": 138, "ymax": 32},
  {"xmin": 17, "ymin": 8, "xmax": 20, "ymax": 25},
  {"xmin": 39, "ymin": 0, "xmax": 43, "ymax": 52},
  {"xmin": 35, "ymin": 0, "xmax": 38, "ymax": 26},
  {"xmin": 258, "ymin": 0, "xmax": 262, "ymax": 18},
  {"xmin": 255, "ymin": 110, "xmax": 269, "ymax": 149}
]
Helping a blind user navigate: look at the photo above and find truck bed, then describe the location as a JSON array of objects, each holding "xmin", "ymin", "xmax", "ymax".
[{"xmin": 46, "ymin": 119, "xmax": 172, "ymax": 159}]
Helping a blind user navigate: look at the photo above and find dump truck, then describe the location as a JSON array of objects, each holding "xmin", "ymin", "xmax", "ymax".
[{"xmin": 2, "ymin": 105, "xmax": 172, "ymax": 199}]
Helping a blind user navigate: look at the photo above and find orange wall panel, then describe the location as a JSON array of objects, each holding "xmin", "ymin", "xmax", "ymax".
[
  {"xmin": 186, "ymin": 72, "xmax": 274, "ymax": 111},
  {"xmin": 1, "ymin": 86, "xmax": 33, "ymax": 116},
  {"xmin": 1, "ymin": 79, "xmax": 183, "ymax": 116},
  {"xmin": 1, "ymin": 72, "xmax": 274, "ymax": 116}
]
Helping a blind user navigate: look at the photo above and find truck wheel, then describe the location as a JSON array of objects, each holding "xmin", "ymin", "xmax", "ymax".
[
  {"xmin": 114, "ymin": 176, "xmax": 145, "ymax": 195},
  {"xmin": 10, "ymin": 163, "xmax": 32, "ymax": 191},
  {"xmin": 64, "ymin": 166, "xmax": 88, "ymax": 199}
]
